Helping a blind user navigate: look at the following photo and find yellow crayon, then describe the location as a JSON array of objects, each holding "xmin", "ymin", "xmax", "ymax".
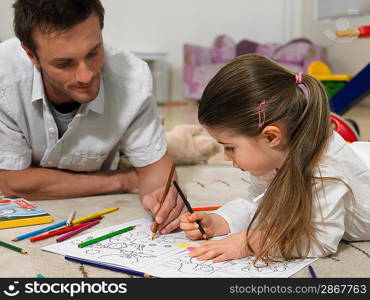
[{"xmin": 71, "ymin": 207, "xmax": 119, "ymax": 225}]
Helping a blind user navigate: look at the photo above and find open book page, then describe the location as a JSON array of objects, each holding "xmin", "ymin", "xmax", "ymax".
[{"xmin": 42, "ymin": 218, "xmax": 316, "ymax": 277}]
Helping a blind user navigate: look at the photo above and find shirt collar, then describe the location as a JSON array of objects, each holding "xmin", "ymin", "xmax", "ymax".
[
  {"xmin": 31, "ymin": 66, "xmax": 105, "ymax": 115},
  {"xmin": 84, "ymin": 78, "xmax": 105, "ymax": 115},
  {"xmin": 31, "ymin": 65, "xmax": 45, "ymax": 103}
]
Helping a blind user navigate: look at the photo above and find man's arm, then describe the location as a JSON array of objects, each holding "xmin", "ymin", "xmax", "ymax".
[
  {"xmin": 135, "ymin": 152, "xmax": 184, "ymax": 234},
  {"xmin": 0, "ymin": 167, "xmax": 139, "ymax": 200}
]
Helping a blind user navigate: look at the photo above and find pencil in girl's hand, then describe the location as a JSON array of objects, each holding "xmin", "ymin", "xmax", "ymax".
[
  {"xmin": 172, "ymin": 180, "xmax": 208, "ymax": 240},
  {"xmin": 336, "ymin": 25, "xmax": 370, "ymax": 38},
  {"xmin": 0, "ymin": 240, "xmax": 27, "ymax": 254},
  {"xmin": 152, "ymin": 163, "xmax": 176, "ymax": 240}
]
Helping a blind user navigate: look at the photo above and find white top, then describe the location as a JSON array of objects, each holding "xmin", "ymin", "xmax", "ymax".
[
  {"xmin": 0, "ymin": 38, "xmax": 167, "ymax": 171},
  {"xmin": 216, "ymin": 131, "xmax": 370, "ymax": 257}
]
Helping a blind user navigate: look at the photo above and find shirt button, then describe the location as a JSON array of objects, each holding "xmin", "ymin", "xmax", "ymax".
[
  {"xmin": 155, "ymin": 144, "xmax": 161, "ymax": 151},
  {"xmin": 48, "ymin": 161, "xmax": 53, "ymax": 165},
  {"xmin": 49, "ymin": 128, "xmax": 55, "ymax": 133}
]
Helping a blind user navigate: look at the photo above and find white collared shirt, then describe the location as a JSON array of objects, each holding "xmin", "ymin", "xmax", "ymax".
[
  {"xmin": 0, "ymin": 38, "xmax": 167, "ymax": 171},
  {"xmin": 216, "ymin": 131, "xmax": 370, "ymax": 257}
]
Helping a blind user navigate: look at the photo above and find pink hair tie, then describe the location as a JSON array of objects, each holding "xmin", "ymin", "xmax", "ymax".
[
  {"xmin": 295, "ymin": 72, "xmax": 303, "ymax": 84},
  {"xmin": 258, "ymin": 100, "xmax": 266, "ymax": 128}
]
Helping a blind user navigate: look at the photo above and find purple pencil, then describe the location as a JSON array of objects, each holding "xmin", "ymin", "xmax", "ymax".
[{"xmin": 56, "ymin": 219, "xmax": 101, "ymax": 243}]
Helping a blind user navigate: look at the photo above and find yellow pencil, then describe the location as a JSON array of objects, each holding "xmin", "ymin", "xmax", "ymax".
[{"xmin": 71, "ymin": 207, "xmax": 119, "ymax": 225}]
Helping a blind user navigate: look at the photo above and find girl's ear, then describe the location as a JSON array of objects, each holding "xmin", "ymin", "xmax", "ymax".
[{"xmin": 261, "ymin": 125, "xmax": 283, "ymax": 148}]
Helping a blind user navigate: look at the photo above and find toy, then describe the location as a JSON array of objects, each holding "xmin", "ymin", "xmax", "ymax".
[
  {"xmin": 118, "ymin": 124, "xmax": 221, "ymax": 168},
  {"xmin": 336, "ymin": 25, "xmax": 370, "ymax": 38},
  {"xmin": 330, "ymin": 113, "xmax": 359, "ymax": 143},
  {"xmin": 166, "ymin": 124, "xmax": 221, "ymax": 165}
]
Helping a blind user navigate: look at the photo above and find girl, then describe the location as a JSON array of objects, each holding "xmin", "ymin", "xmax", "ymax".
[{"xmin": 180, "ymin": 54, "xmax": 370, "ymax": 265}]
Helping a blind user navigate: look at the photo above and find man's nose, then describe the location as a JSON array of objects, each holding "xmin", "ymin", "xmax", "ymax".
[{"xmin": 75, "ymin": 62, "xmax": 93, "ymax": 84}]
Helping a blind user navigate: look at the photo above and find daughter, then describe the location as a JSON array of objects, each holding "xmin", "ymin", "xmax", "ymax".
[{"xmin": 180, "ymin": 54, "xmax": 370, "ymax": 264}]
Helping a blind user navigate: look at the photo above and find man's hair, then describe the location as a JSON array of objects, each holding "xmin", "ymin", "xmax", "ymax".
[{"xmin": 13, "ymin": 0, "xmax": 105, "ymax": 53}]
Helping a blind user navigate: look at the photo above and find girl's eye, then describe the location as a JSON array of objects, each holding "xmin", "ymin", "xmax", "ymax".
[{"xmin": 224, "ymin": 146, "xmax": 234, "ymax": 152}]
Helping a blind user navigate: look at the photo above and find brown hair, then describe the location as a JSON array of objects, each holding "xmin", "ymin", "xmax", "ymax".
[
  {"xmin": 13, "ymin": 0, "xmax": 105, "ymax": 53},
  {"xmin": 198, "ymin": 54, "xmax": 332, "ymax": 264}
]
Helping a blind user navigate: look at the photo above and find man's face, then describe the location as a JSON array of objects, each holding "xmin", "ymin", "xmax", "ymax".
[{"xmin": 25, "ymin": 14, "xmax": 105, "ymax": 105}]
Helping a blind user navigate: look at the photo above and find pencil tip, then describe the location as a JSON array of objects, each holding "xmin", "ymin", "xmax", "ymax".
[
  {"xmin": 12, "ymin": 238, "xmax": 18, "ymax": 241},
  {"xmin": 21, "ymin": 250, "xmax": 28, "ymax": 254},
  {"xmin": 151, "ymin": 232, "xmax": 156, "ymax": 240},
  {"xmin": 203, "ymin": 234, "xmax": 209, "ymax": 240}
]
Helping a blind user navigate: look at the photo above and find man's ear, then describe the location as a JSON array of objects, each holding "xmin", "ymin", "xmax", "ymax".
[
  {"xmin": 21, "ymin": 44, "xmax": 39, "ymax": 66},
  {"xmin": 261, "ymin": 125, "xmax": 283, "ymax": 148}
]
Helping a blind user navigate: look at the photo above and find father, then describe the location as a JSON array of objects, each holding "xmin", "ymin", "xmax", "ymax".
[{"xmin": 0, "ymin": 0, "xmax": 183, "ymax": 234}]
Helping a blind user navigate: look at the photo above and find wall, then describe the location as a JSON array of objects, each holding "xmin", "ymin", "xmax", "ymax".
[
  {"xmin": 0, "ymin": 0, "xmax": 298, "ymax": 101},
  {"xmin": 301, "ymin": 0, "xmax": 370, "ymax": 105}
]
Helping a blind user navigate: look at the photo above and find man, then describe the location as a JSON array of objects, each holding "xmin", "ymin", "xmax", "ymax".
[{"xmin": 0, "ymin": 0, "xmax": 183, "ymax": 235}]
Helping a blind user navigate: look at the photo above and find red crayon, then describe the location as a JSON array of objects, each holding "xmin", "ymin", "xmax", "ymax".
[{"xmin": 30, "ymin": 222, "xmax": 89, "ymax": 242}]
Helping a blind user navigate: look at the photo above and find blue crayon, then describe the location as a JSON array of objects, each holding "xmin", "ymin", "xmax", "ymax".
[
  {"xmin": 308, "ymin": 265, "xmax": 318, "ymax": 278},
  {"xmin": 65, "ymin": 256, "xmax": 153, "ymax": 278},
  {"xmin": 12, "ymin": 220, "xmax": 67, "ymax": 241}
]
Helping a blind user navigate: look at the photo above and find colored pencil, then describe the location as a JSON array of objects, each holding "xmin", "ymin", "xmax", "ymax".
[
  {"xmin": 48, "ymin": 216, "xmax": 103, "ymax": 234},
  {"xmin": 30, "ymin": 222, "xmax": 90, "ymax": 242},
  {"xmin": 193, "ymin": 206, "xmax": 221, "ymax": 211},
  {"xmin": 152, "ymin": 163, "xmax": 176, "ymax": 240},
  {"xmin": 0, "ymin": 240, "xmax": 27, "ymax": 254},
  {"xmin": 56, "ymin": 219, "xmax": 101, "ymax": 243},
  {"xmin": 71, "ymin": 207, "xmax": 118, "ymax": 225},
  {"xmin": 65, "ymin": 256, "xmax": 153, "ymax": 277},
  {"xmin": 78, "ymin": 225, "xmax": 136, "ymax": 248},
  {"xmin": 308, "ymin": 265, "xmax": 318, "ymax": 278},
  {"xmin": 172, "ymin": 180, "xmax": 208, "ymax": 240},
  {"xmin": 66, "ymin": 210, "xmax": 76, "ymax": 226},
  {"xmin": 12, "ymin": 220, "xmax": 67, "ymax": 241}
]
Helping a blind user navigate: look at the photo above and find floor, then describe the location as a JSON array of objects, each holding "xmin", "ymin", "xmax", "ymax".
[{"xmin": 158, "ymin": 101, "xmax": 370, "ymax": 164}]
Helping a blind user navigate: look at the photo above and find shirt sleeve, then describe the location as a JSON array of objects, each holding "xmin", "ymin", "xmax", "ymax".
[
  {"xmin": 0, "ymin": 95, "xmax": 32, "ymax": 170},
  {"xmin": 119, "ymin": 95, "xmax": 167, "ymax": 167},
  {"xmin": 214, "ymin": 196, "xmax": 261, "ymax": 234}
]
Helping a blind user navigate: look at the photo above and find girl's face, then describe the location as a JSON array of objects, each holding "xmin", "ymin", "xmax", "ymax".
[{"xmin": 205, "ymin": 126, "xmax": 288, "ymax": 177}]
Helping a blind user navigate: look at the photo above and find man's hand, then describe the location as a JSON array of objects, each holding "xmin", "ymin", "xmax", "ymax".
[{"xmin": 144, "ymin": 185, "xmax": 184, "ymax": 235}]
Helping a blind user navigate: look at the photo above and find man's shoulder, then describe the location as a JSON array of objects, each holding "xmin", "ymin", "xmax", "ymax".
[
  {"xmin": 103, "ymin": 44, "xmax": 151, "ymax": 80},
  {"xmin": 0, "ymin": 37, "xmax": 33, "ymax": 89}
]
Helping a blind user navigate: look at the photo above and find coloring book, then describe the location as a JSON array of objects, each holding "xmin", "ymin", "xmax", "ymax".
[
  {"xmin": 42, "ymin": 218, "xmax": 316, "ymax": 278},
  {"xmin": 0, "ymin": 198, "xmax": 53, "ymax": 229}
]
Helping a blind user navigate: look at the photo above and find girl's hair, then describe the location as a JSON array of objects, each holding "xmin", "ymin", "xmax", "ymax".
[{"xmin": 198, "ymin": 54, "xmax": 332, "ymax": 264}]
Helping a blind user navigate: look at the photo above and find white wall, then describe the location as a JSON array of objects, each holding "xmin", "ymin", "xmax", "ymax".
[
  {"xmin": 0, "ymin": 0, "xmax": 298, "ymax": 101},
  {"xmin": 301, "ymin": 0, "xmax": 370, "ymax": 105}
]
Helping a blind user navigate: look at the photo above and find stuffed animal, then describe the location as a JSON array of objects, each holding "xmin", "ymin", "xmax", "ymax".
[
  {"xmin": 118, "ymin": 124, "xmax": 221, "ymax": 168},
  {"xmin": 166, "ymin": 124, "xmax": 221, "ymax": 165}
]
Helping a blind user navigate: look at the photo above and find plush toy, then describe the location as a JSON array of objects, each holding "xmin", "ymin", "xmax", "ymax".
[
  {"xmin": 118, "ymin": 124, "xmax": 221, "ymax": 169},
  {"xmin": 166, "ymin": 124, "xmax": 221, "ymax": 165}
]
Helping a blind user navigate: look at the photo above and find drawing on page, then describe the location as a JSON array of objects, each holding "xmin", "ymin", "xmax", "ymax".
[{"xmin": 65, "ymin": 224, "xmax": 187, "ymax": 265}]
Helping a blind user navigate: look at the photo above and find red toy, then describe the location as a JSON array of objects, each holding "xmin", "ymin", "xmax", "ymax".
[
  {"xmin": 336, "ymin": 25, "xmax": 370, "ymax": 38},
  {"xmin": 330, "ymin": 113, "xmax": 359, "ymax": 142}
]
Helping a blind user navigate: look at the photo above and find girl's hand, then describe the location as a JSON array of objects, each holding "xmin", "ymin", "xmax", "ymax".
[
  {"xmin": 180, "ymin": 211, "xmax": 214, "ymax": 240},
  {"xmin": 188, "ymin": 231, "xmax": 253, "ymax": 262}
]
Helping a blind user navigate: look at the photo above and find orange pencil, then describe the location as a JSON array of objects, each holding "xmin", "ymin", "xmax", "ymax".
[{"xmin": 193, "ymin": 206, "xmax": 221, "ymax": 211}]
